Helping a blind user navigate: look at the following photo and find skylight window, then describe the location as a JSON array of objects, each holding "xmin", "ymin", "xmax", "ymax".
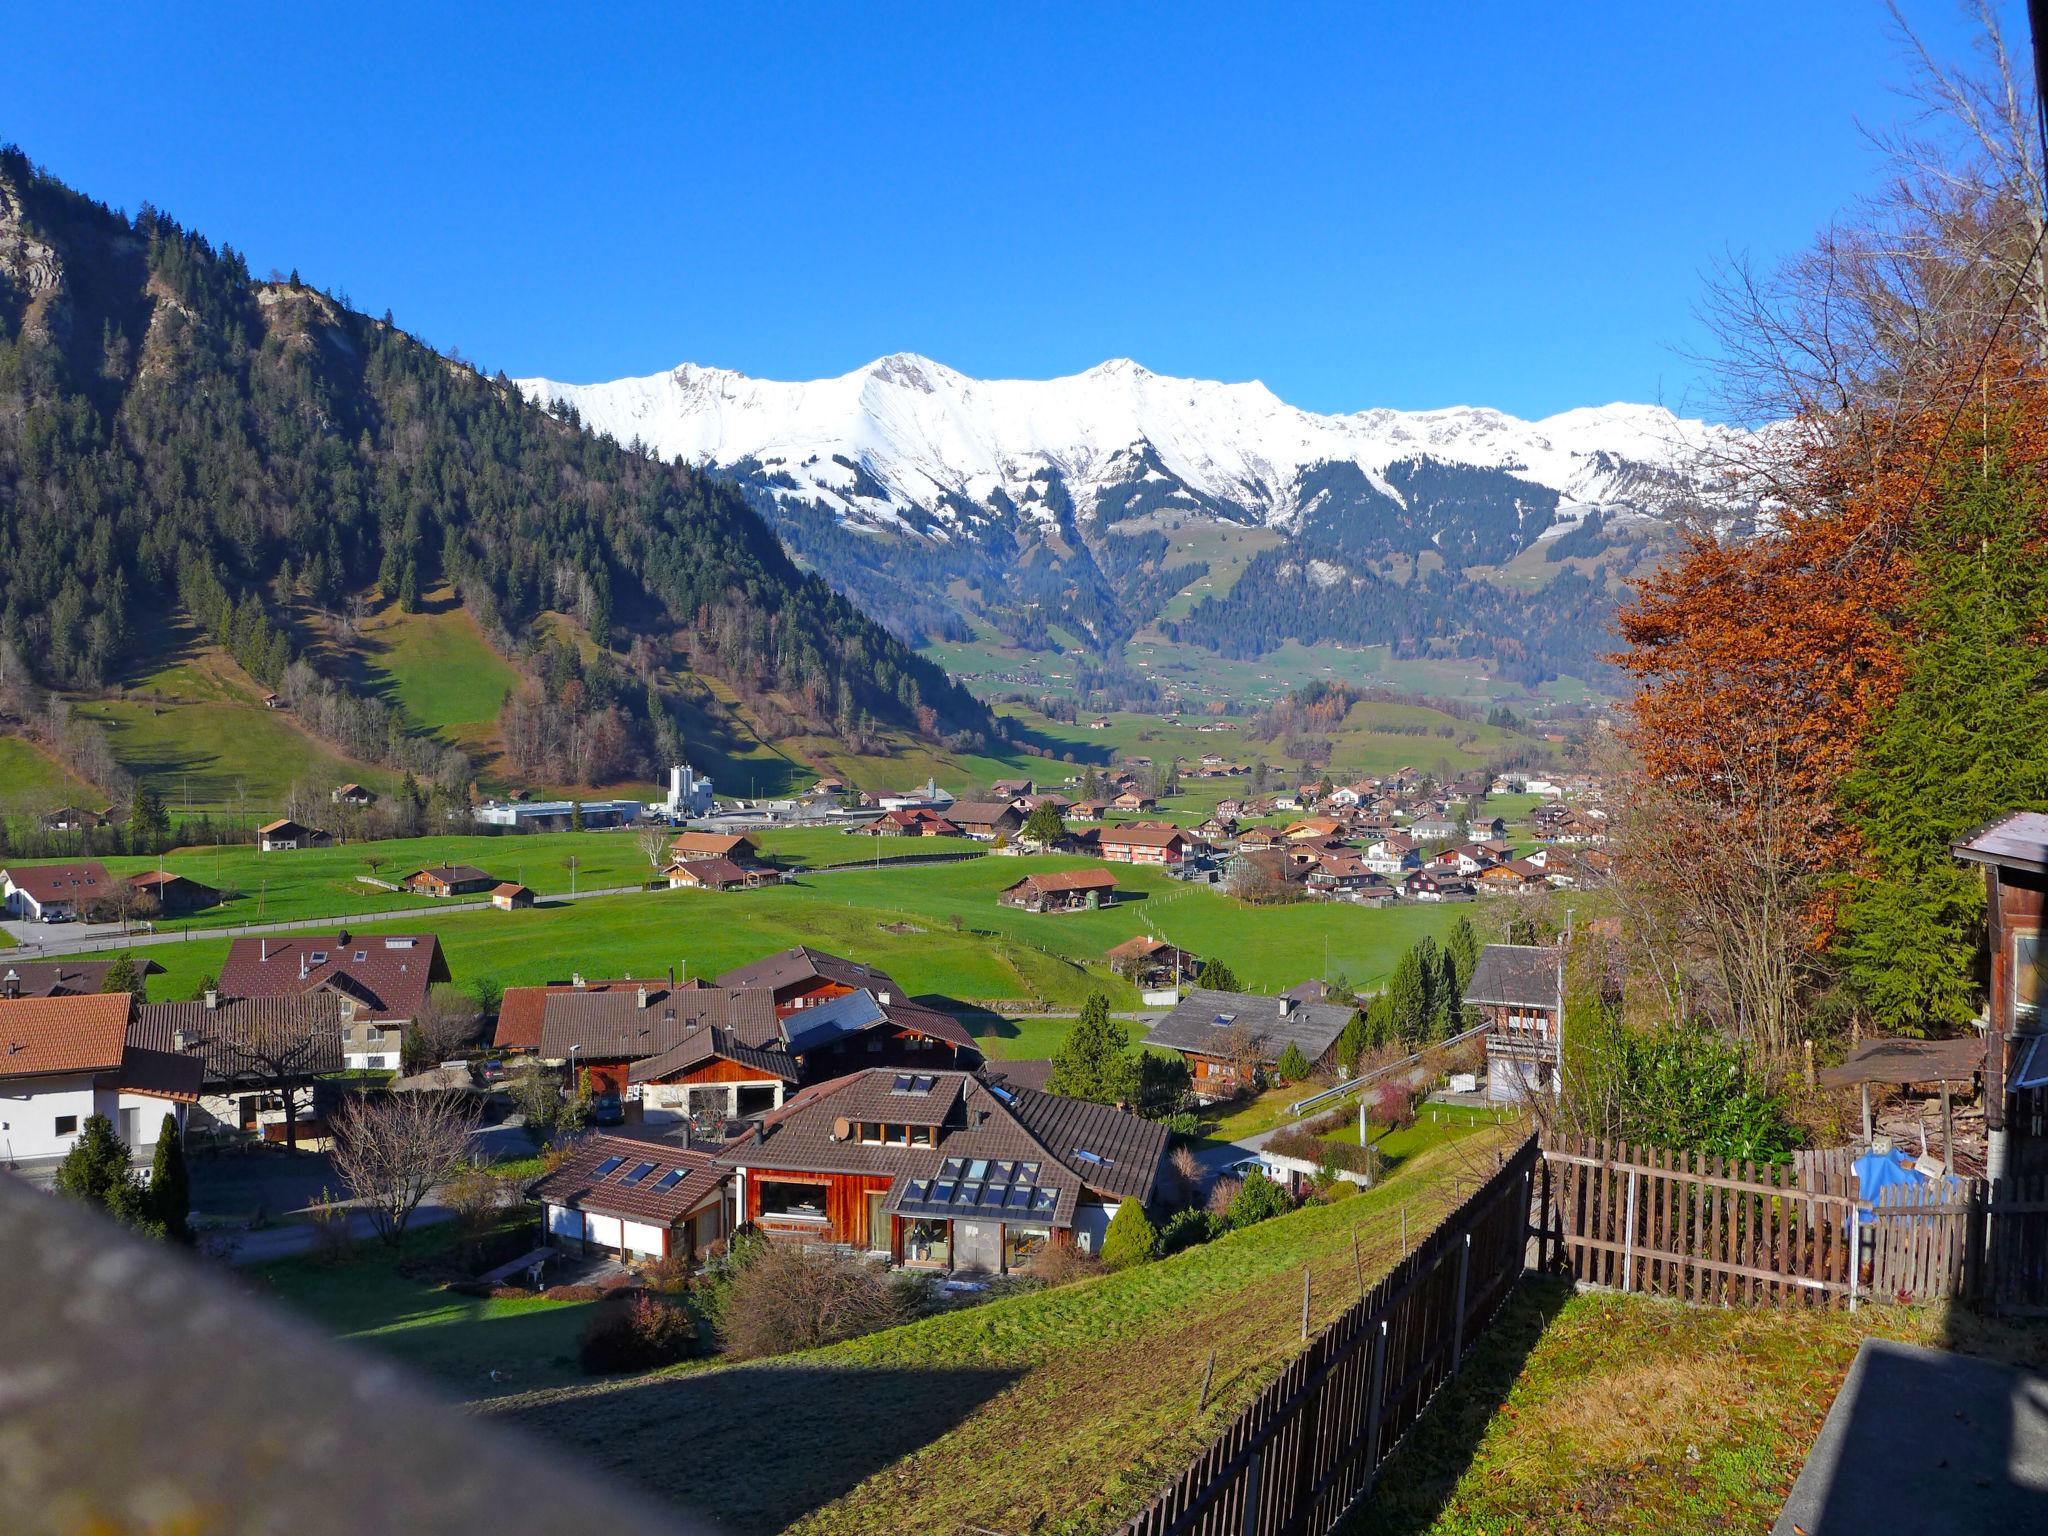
[
  {"xmin": 1211, "ymin": 1012, "xmax": 1236, "ymax": 1027},
  {"xmin": 652, "ymin": 1169, "xmax": 685, "ymax": 1192},
  {"xmin": 353, "ymin": 951, "xmax": 367, "ymax": 962},
  {"xmin": 1071, "ymin": 1147, "xmax": 1114, "ymax": 1167},
  {"xmin": 619, "ymin": 1161, "xmax": 659, "ymax": 1185},
  {"xmin": 309, "ymin": 952, "xmax": 328, "ymax": 965},
  {"xmin": 592, "ymin": 1156, "xmax": 626, "ymax": 1177}
]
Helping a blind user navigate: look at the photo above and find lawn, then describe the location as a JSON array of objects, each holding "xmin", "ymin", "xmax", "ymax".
[
  {"xmin": 250, "ymin": 1221, "xmax": 599, "ymax": 1400},
  {"xmin": 0, "ymin": 735, "xmax": 96, "ymax": 810},
  {"xmin": 488, "ymin": 1125, "xmax": 1524, "ymax": 1536},
  {"xmin": 1327, "ymin": 1104, "xmax": 1519, "ymax": 1175},
  {"xmin": 1343, "ymin": 1283, "xmax": 2048, "ymax": 1536},
  {"xmin": 353, "ymin": 590, "xmax": 521, "ymax": 751}
]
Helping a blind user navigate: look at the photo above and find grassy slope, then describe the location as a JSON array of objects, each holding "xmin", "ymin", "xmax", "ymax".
[
  {"xmin": 488, "ymin": 1126, "xmax": 1521, "ymax": 1536},
  {"xmin": 0, "ymin": 736, "xmax": 97, "ymax": 809},
  {"xmin": 92, "ymin": 855, "xmax": 1464, "ymax": 1017},
  {"xmin": 352, "ymin": 590, "xmax": 521, "ymax": 755},
  {"xmin": 1346, "ymin": 1284, "xmax": 2048, "ymax": 1536}
]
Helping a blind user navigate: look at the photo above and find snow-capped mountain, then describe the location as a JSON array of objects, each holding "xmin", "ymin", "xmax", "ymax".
[{"xmin": 514, "ymin": 353, "xmax": 1746, "ymax": 541}]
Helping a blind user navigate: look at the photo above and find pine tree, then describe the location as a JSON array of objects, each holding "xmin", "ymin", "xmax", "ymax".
[
  {"xmin": 1099, "ymin": 1199, "xmax": 1159, "ymax": 1269},
  {"xmin": 1276, "ymin": 1041, "xmax": 1312, "ymax": 1081},
  {"xmin": 1386, "ymin": 944, "xmax": 1430, "ymax": 1042},
  {"xmin": 54, "ymin": 1114, "xmax": 150, "ymax": 1231},
  {"xmin": 1195, "ymin": 958, "xmax": 1241, "ymax": 992},
  {"xmin": 1337, "ymin": 1010, "xmax": 1370, "ymax": 1069},
  {"xmin": 149, "ymin": 1112, "xmax": 190, "ymax": 1243},
  {"xmin": 100, "ymin": 954, "xmax": 141, "ymax": 995},
  {"xmin": 1431, "ymin": 944, "xmax": 1463, "ymax": 1038},
  {"xmin": 1022, "ymin": 800, "xmax": 1067, "ymax": 847},
  {"xmin": 1446, "ymin": 915, "xmax": 1481, "ymax": 991},
  {"xmin": 1046, "ymin": 992, "xmax": 1133, "ymax": 1104}
]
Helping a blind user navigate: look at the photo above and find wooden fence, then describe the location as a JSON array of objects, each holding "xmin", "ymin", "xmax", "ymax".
[
  {"xmin": 1984, "ymin": 1172, "xmax": 2048, "ymax": 1314},
  {"xmin": 1117, "ymin": 1136, "xmax": 1540, "ymax": 1536},
  {"xmin": 1540, "ymin": 1138, "xmax": 1976, "ymax": 1308}
]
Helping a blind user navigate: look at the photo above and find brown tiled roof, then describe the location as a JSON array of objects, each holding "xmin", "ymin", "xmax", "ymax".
[
  {"xmin": 403, "ymin": 864, "xmax": 494, "ymax": 887},
  {"xmin": 719, "ymin": 1068, "xmax": 1169, "ymax": 1227},
  {"xmin": 627, "ymin": 1025, "xmax": 800, "ymax": 1086},
  {"xmin": 670, "ymin": 831, "xmax": 755, "ymax": 859},
  {"xmin": 217, "ymin": 934, "xmax": 445, "ymax": 1024},
  {"xmin": 714, "ymin": 946, "xmax": 899, "ymax": 998},
  {"xmin": 1106, "ymin": 935, "xmax": 1173, "ymax": 963},
  {"xmin": 944, "ymin": 801, "xmax": 1022, "ymax": 830},
  {"xmin": 1004, "ymin": 868, "xmax": 1118, "ymax": 895},
  {"xmin": 881, "ymin": 998, "xmax": 977, "ymax": 1053},
  {"xmin": 1463, "ymin": 945, "xmax": 1563, "ymax": 1010},
  {"xmin": 1, "ymin": 861, "xmax": 116, "ymax": 907},
  {"xmin": 528, "ymin": 1127, "xmax": 728, "ymax": 1224},
  {"xmin": 538, "ymin": 986, "xmax": 778, "ymax": 1061},
  {"xmin": 666, "ymin": 857, "xmax": 754, "ymax": 888},
  {"xmin": 491, "ymin": 882, "xmax": 533, "ymax": 898},
  {"xmin": 1099, "ymin": 825, "xmax": 1190, "ymax": 849},
  {"xmin": 1143, "ymin": 988, "xmax": 1353, "ymax": 1065},
  {"xmin": 0, "ymin": 993, "xmax": 132, "ymax": 1078},
  {"xmin": 0, "ymin": 958, "xmax": 162, "ymax": 998},
  {"xmin": 492, "ymin": 978, "xmax": 669, "ymax": 1051},
  {"xmin": 130, "ymin": 995, "xmax": 348, "ymax": 1086}
]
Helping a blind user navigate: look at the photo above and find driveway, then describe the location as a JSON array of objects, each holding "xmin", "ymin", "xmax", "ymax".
[
  {"xmin": 0, "ymin": 917, "xmax": 136, "ymax": 949},
  {"xmin": 1773, "ymin": 1338, "xmax": 2048, "ymax": 1533}
]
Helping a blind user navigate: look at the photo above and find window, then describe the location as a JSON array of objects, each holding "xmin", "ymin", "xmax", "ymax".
[
  {"xmin": 757, "ymin": 1180, "xmax": 829, "ymax": 1222},
  {"xmin": 592, "ymin": 1156, "xmax": 626, "ymax": 1178},
  {"xmin": 54, "ymin": 1115, "xmax": 78, "ymax": 1136},
  {"xmin": 620, "ymin": 1161, "xmax": 659, "ymax": 1186},
  {"xmin": 1004, "ymin": 1225, "xmax": 1051, "ymax": 1272},
  {"xmin": 903, "ymin": 1217, "xmax": 950, "ymax": 1267},
  {"xmin": 653, "ymin": 1169, "xmax": 685, "ymax": 1192},
  {"xmin": 909, "ymin": 1125, "xmax": 935, "ymax": 1148},
  {"xmin": 2016, "ymin": 931, "xmax": 2044, "ymax": 1029}
]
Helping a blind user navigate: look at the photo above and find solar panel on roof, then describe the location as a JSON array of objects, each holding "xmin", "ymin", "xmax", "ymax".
[
  {"xmin": 619, "ymin": 1161, "xmax": 658, "ymax": 1185},
  {"xmin": 592, "ymin": 1156, "xmax": 625, "ymax": 1177}
]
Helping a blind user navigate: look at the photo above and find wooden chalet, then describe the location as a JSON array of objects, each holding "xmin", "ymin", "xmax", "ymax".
[
  {"xmin": 492, "ymin": 975, "xmax": 672, "ymax": 1052},
  {"xmin": 1099, "ymin": 823, "xmax": 1196, "ymax": 866},
  {"xmin": 124, "ymin": 870, "xmax": 219, "ymax": 915},
  {"xmin": 1105, "ymin": 934, "xmax": 1196, "ymax": 990},
  {"xmin": 1954, "ymin": 813, "xmax": 2048, "ymax": 1180},
  {"xmin": 628, "ymin": 1025, "xmax": 801, "ymax": 1136},
  {"xmin": 256, "ymin": 819, "xmax": 330, "ymax": 853},
  {"xmin": 490, "ymin": 882, "xmax": 536, "ymax": 910},
  {"xmin": 1142, "ymin": 988, "xmax": 1353, "ymax": 1096},
  {"xmin": 401, "ymin": 863, "xmax": 497, "ymax": 898},
  {"xmin": 1464, "ymin": 943, "xmax": 1563, "ymax": 1102},
  {"xmin": 665, "ymin": 857, "xmax": 774, "ymax": 891},
  {"xmin": 857, "ymin": 807, "xmax": 962, "ymax": 837},
  {"xmin": 718, "ymin": 1067, "xmax": 1169, "ymax": 1271},
  {"xmin": 998, "ymin": 868, "xmax": 1118, "ymax": 913},
  {"xmin": 538, "ymin": 984, "xmax": 778, "ymax": 1100},
  {"xmin": 715, "ymin": 946, "xmax": 901, "ymax": 1019},
  {"xmin": 669, "ymin": 830, "xmax": 760, "ymax": 865},
  {"xmin": 943, "ymin": 801, "xmax": 1025, "ymax": 841}
]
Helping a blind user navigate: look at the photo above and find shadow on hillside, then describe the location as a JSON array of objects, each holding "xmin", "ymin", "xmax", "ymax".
[
  {"xmin": 1342, "ymin": 1277, "xmax": 1571, "ymax": 1536},
  {"xmin": 511, "ymin": 1361, "xmax": 1026, "ymax": 1534}
]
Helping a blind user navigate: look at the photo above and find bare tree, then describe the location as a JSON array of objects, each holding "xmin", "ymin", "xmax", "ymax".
[
  {"xmin": 330, "ymin": 1092, "xmax": 481, "ymax": 1245},
  {"xmin": 410, "ymin": 984, "xmax": 482, "ymax": 1066},
  {"xmin": 638, "ymin": 824, "xmax": 673, "ymax": 873},
  {"xmin": 217, "ymin": 1009, "xmax": 339, "ymax": 1151},
  {"xmin": 1214, "ymin": 1023, "xmax": 1270, "ymax": 1094},
  {"xmin": 718, "ymin": 1247, "xmax": 910, "ymax": 1358}
]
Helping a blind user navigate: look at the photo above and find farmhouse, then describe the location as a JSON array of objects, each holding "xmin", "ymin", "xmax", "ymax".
[
  {"xmin": 857, "ymin": 808, "xmax": 961, "ymax": 837},
  {"xmin": 330, "ymin": 784, "xmax": 376, "ymax": 806},
  {"xmin": 531, "ymin": 1126, "xmax": 731, "ymax": 1263},
  {"xmin": 42, "ymin": 806, "xmax": 115, "ymax": 832},
  {"xmin": 629, "ymin": 1026, "xmax": 801, "ymax": 1135},
  {"xmin": 998, "ymin": 868, "xmax": 1118, "ymax": 913},
  {"xmin": 942, "ymin": 801, "xmax": 1025, "ymax": 841},
  {"xmin": 1105, "ymin": 935, "xmax": 1197, "ymax": 991},
  {"xmin": 0, "ymin": 861, "xmax": 117, "ymax": 922},
  {"xmin": 718, "ymin": 1067, "xmax": 1169, "ymax": 1270},
  {"xmin": 129, "ymin": 993, "xmax": 349, "ymax": 1139},
  {"xmin": 716, "ymin": 946, "xmax": 901, "ymax": 1019},
  {"xmin": 1142, "ymin": 988, "xmax": 1353, "ymax": 1096},
  {"xmin": 989, "ymin": 778, "xmax": 1034, "ymax": 799},
  {"xmin": 256, "ymin": 819, "xmax": 331, "ymax": 853},
  {"xmin": 400, "ymin": 863, "xmax": 497, "ymax": 898},
  {"xmin": 538, "ymin": 985, "xmax": 778, "ymax": 1101},
  {"xmin": 0, "ymin": 993, "xmax": 203, "ymax": 1162},
  {"xmin": 123, "ymin": 870, "xmax": 219, "ymax": 915},
  {"xmin": 1068, "ymin": 800, "xmax": 1110, "ymax": 822},
  {"xmin": 1463, "ymin": 943, "xmax": 1564, "ymax": 1102},
  {"xmin": 665, "ymin": 857, "xmax": 774, "ymax": 891},
  {"xmin": 1406, "ymin": 813, "xmax": 1459, "ymax": 843},
  {"xmin": 669, "ymin": 830, "xmax": 760, "ymax": 865},
  {"xmin": 1111, "ymin": 791, "xmax": 1157, "ymax": 813},
  {"xmin": 1098, "ymin": 824, "xmax": 1195, "ymax": 866},
  {"xmin": 219, "ymin": 933, "xmax": 446, "ymax": 1071}
]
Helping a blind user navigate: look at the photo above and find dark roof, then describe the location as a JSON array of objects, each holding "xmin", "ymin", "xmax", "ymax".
[
  {"xmin": 218, "ymin": 934, "xmax": 445, "ymax": 1023},
  {"xmin": 130, "ymin": 995, "xmax": 348, "ymax": 1086},
  {"xmin": 493, "ymin": 977, "xmax": 669, "ymax": 1051},
  {"xmin": 115, "ymin": 1042, "xmax": 205, "ymax": 1102},
  {"xmin": 714, "ymin": 945, "xmax": 899, "ymax": 998},
  {"xmin": 0, "ymin": 958, "xmax": 163, "ymax": 998},
  {"xmin": 1003, "ymin": 868, "xmax": 1118, "ymax": 895},
  {"xmin": 1142, "ymin": 988, "xmax": 1352, "ymax": 1064},
  {"xmin": 1, "ymin": 861, "xmax": 116, "ymax": 907},
  {"xmin": 1462, "ymin": 944, "xmax": 1563, "ymax": 1010},
  {"xmin": 1818, "ymin": 1036, "xmax": 1983, "ymax": 1088},
  {"xmin": 979, "ymin": 1058, "xmax": 1054, "ymax": 1094},
  {"xmin": 719, "ymin": 1068, "xmax": 1169, "ymax": 1226},
  {"xmin": 628, "ymin": 1025, "xmax": 800, "ymax": 1086},
  {"xmin": 670, "ymin": 831, "xmax": 756, "ymax": 858},
  {"xmin": 780, "ymin": 988, "xmax": 889, "ymax": 1054},
  {"xmin": 538, "ymin": 986, "xmax": 778, "ymax": 1061},
  {"xmin": 404, "ymin": 864, "xmax": 493, "ymax": 886},
  {"xmin": 944, "ymin": 801, "xmax": 1023, "ymax": 828},
  {"xmin": 528, "ymin": 1126, "xmax": 728, "ymax": 1224},
  {"xmin": 1953, "ymin": 811, "xmax": 2048, "ymax": 875}
]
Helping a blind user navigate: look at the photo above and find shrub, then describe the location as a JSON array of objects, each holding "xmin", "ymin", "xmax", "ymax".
[
  {"xmin": 1225, "ymin": 1169, "xmax": 1295, "ymax": 1230},
  {"xmin": 579, "ymin": 1294, "xmax": 698, "ymax": 1374},
  {"xmin": 1275, "ymin": 1042, "xmax": 1313, "ymax": 1081},
  {"xmin": 1157, "ymin": 1207, "xmax": 1216, "ymax": 1256},
  {"xmin": 1267, "ymin": 1128, "xmax": 1373, "ymax": 1176},
  {"xmin": 1205, "ymin": 1175, "xmax": 1243, "ymax": 1217},
  {"xmin": 719, "ymin": 1247, "xmax": 909, "ymax": 1359},
  {"xmin": 1167, "ymin": 1145, "xmax": 1203, "ymax": 1202},
  {"xmin": 642, "ymin": 1251, "xmax": 693, "ymax": 1294},
  {"xmin": 541, "ymin": 1283, "xmax": 605, "ymax": 1302},
  {"xmin": 1099, "ymin": 1200, "xmax": 1160, "ymax": 1270},
  {"xmin": 1028, "ymin": 1240, "xmax": 1105, "ymax": 1288}
]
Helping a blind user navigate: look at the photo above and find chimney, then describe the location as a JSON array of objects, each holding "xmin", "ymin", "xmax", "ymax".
[
  {"xmin": 878, "ymin": 990, "xmax": 892, "ymax": 1006},
  {"xmin": 173, "ymin": 1028, "xmax": 191, "ymax": 1051},
  {"xmin": 203, "ymin": 989, "xmax": 218, "ymax": 1011},
  {"xmin": 337, "ymin": 929, "xmax": 349, "ymax": 946},
  {"xmin": 1, "ymin": 969, "xmax": 16, "ymax": 1001},
  {"xmin": 572, "ymin": 972, "xmax": 586, "ymax": 990},
  {"xmin": 667, "ymin": 965, "xmax": 675, "ymax": 990},
  {"xmin": 1278, "ymin": 996, "xmax": 1296, "ymax": 1017},
  {"xmin": 636, "ymin": 986, "xmax": 649, "ymax": 1010}
]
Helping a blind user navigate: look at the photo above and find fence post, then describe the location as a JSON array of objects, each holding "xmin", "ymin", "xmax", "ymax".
[
  {"xmin": 1622, "ymin": 1166, "xmax": 1639, "ymax": 1293},
  {"xmin": 1239, "ymin": 1447, "xmax": 1263, "ymax": 1536},
  {"xmin": 1450, "ymin": 1232, "xmax": 1472, "ymax": 1376},
  {"xmin": 1360, "ymin": 1319, "xmax": 1390, "ymax": 1494},
  {"xmin": 1849, "ymin": 1204, "xmax": 1861, "ymax": 1314}
]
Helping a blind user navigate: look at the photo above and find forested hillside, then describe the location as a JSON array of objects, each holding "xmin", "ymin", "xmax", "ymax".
[{"xmin": 0, "ymin": 147, "xmax": 992, "ymax": 797}]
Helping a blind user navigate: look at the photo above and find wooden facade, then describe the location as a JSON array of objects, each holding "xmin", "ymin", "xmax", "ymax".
[{"xmin": 746, "ymin": 1169, "xmax": 899, "ymax": 1253}]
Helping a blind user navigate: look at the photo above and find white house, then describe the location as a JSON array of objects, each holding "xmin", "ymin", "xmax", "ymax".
[
  {"xmin": 0, "ymin": 861, "xmax": 118, "ymax": 922},
  {"xmin": 0, "ymin": 993, "xmax": 202, "ymax": 1164}
]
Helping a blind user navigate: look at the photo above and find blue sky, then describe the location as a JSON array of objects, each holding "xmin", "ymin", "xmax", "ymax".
[{"xmin": 12, "ymin": 2, "xmax": 2020, "ymax": 419}]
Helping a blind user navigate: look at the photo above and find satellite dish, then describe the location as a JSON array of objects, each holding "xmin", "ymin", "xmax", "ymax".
[{"xmin": 832, "ymin": 1117, "xmax": 851, "ymax": 1142}]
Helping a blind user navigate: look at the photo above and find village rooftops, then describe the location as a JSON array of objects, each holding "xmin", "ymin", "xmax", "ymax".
[
  {"xmin": 129, "ymin": 994, "xmax": 348, "ymax": 1086},
  {"xmin": 776, "ymin": 987, "xmax": 976, "ymax": 1056},
  {"xmin": 0, "ymin": 958, "xmax": 163, "ymax": 999},
  {"xmin": 626, "ymin": 1025, "xmax": 800, "ymax": 1086},
  {"xmin": 1142, "ymin": 988, "xmax": 1353, "ymax": 1066},
  {"xmin": 528, "ymin": 1126, "xmax": 727, "ymax": 1226},
  {"xmin": 537, "ymin": 985, "xmax": 778, "ymax": 1061},
  {"xmin": 493, "ymin": 977, "xmax": 671, "ymax": 1052},
  {"xmin": 218, "ymin": 933, "xmax": 445, "ymax": 1024},
  {"xmin": 714, "ymin": 945, "xmax": 900, "ymax": 999},
  {"xmin": 1462, "ymin": 944, "xmax": 1564, "ymax": 1010},
  {"xmin": 0, "ymin": 993, "xmax": 205, "ymax": 1101}
]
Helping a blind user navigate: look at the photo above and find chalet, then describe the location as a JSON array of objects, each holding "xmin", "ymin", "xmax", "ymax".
[
  {"xmin": 1099, "ymin": 824, "xmax": 1195, "ymax": 867},
  {"xmin": 989, "ymin": 778, "xmax": 1034, "ymax": 799},
  {"xmin": 0, "ymin": 861, "xmax": 117, "ymax": 922},
  {"xmin": 1142, "ymin": 988, "xmax": 1353, "ymax": 1097},
  {"xmin": 629, "ymin": 1025, "xmax": 801, "ymax": 1135},
  {"xmin": 129, "ymin": 993, "xmax": 348, "ymax": 1139},
  {"xmin": 665, "ymin": 857, "xmax": 773, "ymax": 891},
  {"xmin": 1112, "ymin": 791, "xmax": 1157, "ymax": 814},
  {"xmin": 1017, "ymin": 792, "xmax": 1074, "ymax": 813},
  {"xmin": 1086, "ymin": 716, "xmax": 1112, "ymax": 729},
  {"xmin": 1477, "ymin": 815, "xmax": 1509, "ymax": 839},
  {"xmin": 492, "ymin": 975, "xmax": 671, "ymax": 1053},
  {"xmin": 716, "ymin": 946, "xmax": 901, "ymax": 1019},
  {"xmin": 1473, "ymin": 862, "xmax": 1542, "ymax": 896},
  {"xmin": 256, "ymin": 819, "xmax": 331, "ymax": 853},
  {"xmin": 807, "ymin": 777, "xmax": 847, "ymax": 799},
  {"xmin": 774, "ymin": 987, "xmax": 982, "ymax": 1080},
  {"xmin": 401, "ymin": 864, "xmax": 497, "ymax": 898},
  {"xmin": 1406, "ymin": 813, "xmax": 1459, "ymax": 843},
  {"xmin": 219, "ymin": 932, "xmax": 446, "ymax": 1071},
  {"xmin": 124, "ymin": 870, "xmax": 219, "ymax": 915},
  {"xmin": 331, "ymin": 784, "xmax": 377, "ymax": 806},
  {"xmin": 538, "ymin": 985, "xmax": 778, "ymax": 1101},
  {"xmin": 1068, "ymin": 801, "xmax": 1111, "ymax": 823},
  {"xmin": 42, "ymin": 806, "xmax": 113, "ymax": 832},
  {"xmin": 1193, "ymin": 816, "xmax": 1237, "ymax": 846},
  {"xmin": 668, "ymin": 830, "xmax": 760, "ymax": 865},
  {"xmin": 1216, "ymin": 798, "xmax": 1245, "ymax": 819},
  {"xmin": 491, "ymin": 882, "xmax": 536, "ymax": 910},
  {"xmin": 1283, "ymin": 817, "xmax": 1345, "ymax": 843},
  {"xmin": 1105, "ymin": 935, "xmax": 1197, "ymax": 991},
  {"xmin": 857, "ymin": 807, "xmax": 961, "ymax": 837},
  {"xmin": 1401, "ymin": 870, "xmax": 1473, "ymax": 902},
  {"xmin": 717, "ymin": 1067, "xmax": 1169, "ymax": 1270},
  {"xmin": 261, "ymin": 692, "xmax": 280, "ymax": 709},
  {"xmin": 1953, "ymin": 813, "xmax": 2048, "ymax": 1179},
  {"xmin": 0, "ymin": 993, "xmax": 203, "ymax": 1161},
  {"xmin": 1464, "ymin": 944, "xmax": 1563, "ymax": 1101},
  {"xmin": 1306, "ymin": 852, "xmax": 1378, "ymax": 896},
  {"xmin": 0, "ymin": 958, "xmax": 162, "ymax": 999},
  {"xmin": 998, "ymin": 868, "xmax": 1118, "ymax": 913},
  {"xmin": 1056, "ymin": 826, "xmax": 1102, "ymax": 857},
  {"xmin": 944, "ymin": 801, "xmax": 1026, "ymax": 842},
  {"xmin": 1363, "ymin": 836, "xmax": 1420, "ymax": 876},
  {"xmin": 532, "ymin": 1126, "xmax": 731, "ymax": 1263},
  {"xmin": 1427, "ymin": 844, "xmax": 1497, "ymax": 877}
]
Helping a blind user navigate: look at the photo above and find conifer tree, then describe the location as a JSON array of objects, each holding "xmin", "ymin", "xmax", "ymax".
[
  {"xmin": 100, "ymin": 954, "xmax": 141, "ymax": 996},
  {"xmin": 1099, "ymin": 1199, "xmax": 1158, "ymax": 1270},
  {"xmin": 1386, "ymin": 944, "xmax": 1430, "ymax": 1042},
  {"xmin": 149, "ymin": 1112, "xmax": 190, "ymax": 1243},
  {"xmin": 1195, "ymin": 958, "xmax": 1241, "ymax": 992},
  {"xmin": 1047, "ymin": 992, "xmax": 1133, "ymax": 1105}
]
